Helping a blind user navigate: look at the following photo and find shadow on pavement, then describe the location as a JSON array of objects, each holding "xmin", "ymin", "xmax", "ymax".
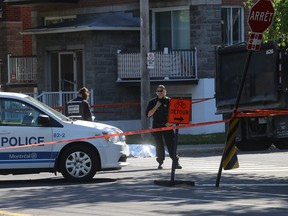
[{"xmin": 0, "ymin": 177, "xmax": 117, "ymax": 188}]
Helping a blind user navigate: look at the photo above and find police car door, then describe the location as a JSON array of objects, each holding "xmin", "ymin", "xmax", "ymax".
[{"xmin": 0, "ymin": 98, "xmax": 53, "ymax": 169}]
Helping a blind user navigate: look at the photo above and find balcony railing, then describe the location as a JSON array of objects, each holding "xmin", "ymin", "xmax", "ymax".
[
  {"xmin": 4, "ymin": 0, "xmax": 78, "ymax": 5},
  {"xmin": 7, "ymin": 55, "xmax": 37, "ymax": 84},
  {"xmin": 117, "ymin": 49, "xmax": 198, "ymax": 82},
  {"xmin": 7, "ymin": 49, "xmax": 197, "ymax": 85},
  {"xmin": 22, "ymin": 89, "xmax": 94, "ymax": 114}
]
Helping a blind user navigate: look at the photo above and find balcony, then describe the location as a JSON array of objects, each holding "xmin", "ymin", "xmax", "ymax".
[
  {"xmin": 6, "ymin": 49, "xmax": 197, "ymax": 85},
  {"xmin": 117, "ymin": 49, "xmax": 198, "ymax": 83},
  {"xmin": 7, "ymin": 55, "xmax": 37, "ymax": 84},
  {"xmin": 4, "ymin": 0, "xmax": 78, "ymax": 5}
]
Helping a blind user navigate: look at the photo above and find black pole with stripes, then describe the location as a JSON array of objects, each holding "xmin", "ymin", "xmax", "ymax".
[{"xmin": 216, "ymin": 50, "xmax": 252, "ymax": 187}]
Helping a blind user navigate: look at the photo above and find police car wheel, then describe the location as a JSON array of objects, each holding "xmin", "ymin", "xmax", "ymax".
[{"xmin": 60, "ymin": 145, "xmax": 98, "ymax": 182}]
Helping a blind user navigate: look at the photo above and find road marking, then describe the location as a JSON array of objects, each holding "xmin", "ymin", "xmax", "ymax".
[
  {"xmin": 198, "ymin": 183, "xmax": 288, "ymax": 187},
  {"xmin": 0, "ymin": 210, "xmax": 31, "ymax": 216}
]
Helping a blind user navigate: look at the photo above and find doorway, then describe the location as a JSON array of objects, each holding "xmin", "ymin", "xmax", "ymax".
[
  {"xmin": 50, "ymin": 51, "xmax": 83, "ymax": 92},
  {"xmin": 59, "ymin": 52, "xmax": 76, "ymax": 91}
]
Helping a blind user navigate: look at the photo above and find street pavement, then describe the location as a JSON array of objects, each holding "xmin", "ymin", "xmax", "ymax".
[{"xmin": 0, "ymin": 145, "xmax": 288, "ymax": 215}]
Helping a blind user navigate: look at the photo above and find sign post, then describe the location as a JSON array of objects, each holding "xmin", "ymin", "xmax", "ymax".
[
  {"xmin": 216, "ymin": 0, "xmax": 275, "ymax": 187},
  {"xmin": 154, "ymin": 97, "xmax": 194, "ymax": 187},
  {"xmin": 247, "ymin": 0, "xmax": 275, "ymax": 51}
]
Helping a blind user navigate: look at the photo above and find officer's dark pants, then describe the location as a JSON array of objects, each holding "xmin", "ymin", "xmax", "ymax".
[{"xmin": 152, "ymin": 129, "xmax": 179, "ymax": 164}]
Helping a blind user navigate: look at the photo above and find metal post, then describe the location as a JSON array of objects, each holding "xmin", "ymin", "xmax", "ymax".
[
  {"xmin": 216, "ymin": 50, "xmax": 253, "ymax": 187},
  {"xmin": 140, "ymin": 0, "xmax": 150, "ymax": 134},
  {"xmin": 171, "ymin": 126, "xmax": 179, "ymax": 183},
  {"xmin": 7, "ymin": 54, "xmax": 11, "ymax": 84},
  {"xmin": 0, "ymin": 59, "xmax": 2, "ymax": 89},
  {"xmin": 59, "ymin": 90, "xmax": 63, "ymax": 107}
]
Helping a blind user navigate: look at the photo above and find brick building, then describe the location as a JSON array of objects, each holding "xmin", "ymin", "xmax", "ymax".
[
  {"xmin": 0, "ymin": 0, "xmax": 33, "ymax": 92},
  {"xmin": 0, "ymin": 0, "xmax": 251, "ymax": 134}
]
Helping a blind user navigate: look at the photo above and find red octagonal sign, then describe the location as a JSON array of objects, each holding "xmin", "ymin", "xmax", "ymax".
[{"xmin": 248, "ymin": 0, "xmax": 275, "ymax": 33}]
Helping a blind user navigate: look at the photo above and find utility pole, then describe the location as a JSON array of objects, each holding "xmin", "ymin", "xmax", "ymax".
[{"xmin": 140, "ymin": 0, "xmax": 150, "ymax": 133}]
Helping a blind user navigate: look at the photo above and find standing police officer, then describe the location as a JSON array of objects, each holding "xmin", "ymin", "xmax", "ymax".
[
  {"xmin": 146, "ymin": 85, "xmax": 182, "ymax": 170},
  {"xmin": 65, "ymin": 87, "xmax": 92, "ymax": 121}
]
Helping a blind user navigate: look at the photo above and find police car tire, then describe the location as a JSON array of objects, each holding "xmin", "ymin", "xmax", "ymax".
[{"xmin": 60, "ymin": 145, "xmax": 98, "ymax": 182}]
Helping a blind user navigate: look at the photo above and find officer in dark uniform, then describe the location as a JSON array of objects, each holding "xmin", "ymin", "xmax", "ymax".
[
  {"xmin": 146, "ymin": 85, "xmax": 182, "ymax": 170},
  {"xmin": 65, "ymin": 87, "xmax": 92, "ymax": 121}
]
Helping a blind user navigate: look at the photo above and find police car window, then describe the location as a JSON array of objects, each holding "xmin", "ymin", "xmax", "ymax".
[
  {"xmin": 25, "ymin": 95, "xmax": 71, "ymax": 121},
  {"xmin": 0, "ymin": 99, "xmax": 44, "ymax": 127}
]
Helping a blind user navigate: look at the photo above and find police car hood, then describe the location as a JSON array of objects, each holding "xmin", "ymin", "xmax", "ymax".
[{"xmin": 71, "ymin": 120, "xmax": 123, "ymax": 134}]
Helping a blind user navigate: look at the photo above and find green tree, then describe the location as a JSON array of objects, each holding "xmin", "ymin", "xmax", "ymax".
[{"xmin": 244, "ymin": 0, "xmax": 288, "ymax": 46}]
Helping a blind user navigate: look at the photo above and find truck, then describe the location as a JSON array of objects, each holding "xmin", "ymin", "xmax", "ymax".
[{"xmin": 215, "ymin": 42, "xmax": 288, "ymax": 151}]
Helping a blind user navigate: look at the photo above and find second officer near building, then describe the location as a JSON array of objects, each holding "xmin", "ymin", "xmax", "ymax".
[{"xmin": 65, "ymin": 87, "xmax": 92, "ymax": 121}]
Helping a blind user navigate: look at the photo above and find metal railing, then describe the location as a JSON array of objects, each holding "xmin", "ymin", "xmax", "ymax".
[
  {"xmin": 21, "ymin": 89, "xmax": 94, "ymax": 114},
  {"xmin": 7, "ymin": 55, "xmax": 37, "ymax": 83},
  {"xmin": 36, "ymin": 90, "xmax": 94, "ymax": 111},
  {"xmin": 117, "ymin": 48, "xmax": 198, "ymax": 81}
]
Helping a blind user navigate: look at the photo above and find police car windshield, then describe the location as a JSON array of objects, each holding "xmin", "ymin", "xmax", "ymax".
[{"xmin": 25, "ymin": 96, "xmax": 72, "ymax": 121}]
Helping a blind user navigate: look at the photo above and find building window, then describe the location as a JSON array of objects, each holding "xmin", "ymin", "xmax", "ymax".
[
  {"xmin": 152, "ymin": 8, "xmax": 190, "ymax": 50},
  {"xmin": 221, "ymin": 7, "xmax": 244, "ymax": 46},
  {"xmin": 44, "ymin": 15, "xmax": 76, "ymax": 25}
]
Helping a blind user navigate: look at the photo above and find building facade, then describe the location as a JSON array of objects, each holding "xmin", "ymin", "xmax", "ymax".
[
  {"xmin": 1, "ymin": 0, "xmax": 250, "ymax": 134},
  {"xmin": 0, "ymin": 0, "xmax": 34, "ymax": 92}
]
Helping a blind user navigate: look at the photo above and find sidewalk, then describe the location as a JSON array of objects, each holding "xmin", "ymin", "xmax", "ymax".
[
  {"xmin": 128, "ymin": 143, "xmax": 225, "ymax": 157},
  {"xmin": 177, "ymin": 144, "xmax": 224, "ymax": 156}
]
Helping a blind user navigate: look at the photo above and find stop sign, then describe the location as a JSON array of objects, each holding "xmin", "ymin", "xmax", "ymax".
[{"xmin": 247, "ymin": 0, "xmax": 275, "ymax": 33}]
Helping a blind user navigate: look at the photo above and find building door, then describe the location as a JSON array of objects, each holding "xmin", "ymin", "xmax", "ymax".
[
  {"xmin": 59, "ymin": 52, "xmax": 77, "ymax": 91},
  {"xmin": 50, "ymin": 51, "xmax": 83, "ymax": 92}
]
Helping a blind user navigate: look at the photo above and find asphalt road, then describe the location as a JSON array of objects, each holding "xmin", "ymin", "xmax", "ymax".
[{"xmin": 0, "ymin": 150, "xmax": 288, "ymax": 216}]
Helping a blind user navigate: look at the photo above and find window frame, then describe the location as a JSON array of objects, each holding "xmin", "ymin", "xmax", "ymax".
[
  {"xmin": 0, "ymin": 98, "xmax": 45, "ymax": 127},
  {"xmin": 221, "ymin": 6, "xmax": 244, "ymax": 46},
  {"xmin": 152, "ymin": 6, "xmax": 190, "ymax": 50},
  {"xmin": 44, "ymin": 15, "xmax": 76, "ymax": 26}
]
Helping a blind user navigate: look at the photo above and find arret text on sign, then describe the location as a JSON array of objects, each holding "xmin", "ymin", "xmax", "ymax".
[{"xmin": 249, "ymin": 10, "xmax": 273, "ymax": 23}]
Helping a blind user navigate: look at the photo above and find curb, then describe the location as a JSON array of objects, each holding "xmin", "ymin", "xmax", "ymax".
[
  {"xmin": 177, "ymin": 144, "xmax": 224, "ymax": 156},
  {"xmin": 128, "ymin": 144, "xmax": 224, "ymax": 157}
]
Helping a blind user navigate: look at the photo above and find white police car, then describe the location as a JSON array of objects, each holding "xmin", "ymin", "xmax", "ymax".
[{"xmin": 0, "ymin": 92, "xmax": 129, "ymax": 181}]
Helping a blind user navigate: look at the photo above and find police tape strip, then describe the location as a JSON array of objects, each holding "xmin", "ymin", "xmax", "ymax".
[
  {"xmin": 0, "ymin": 119, "xmax": 229, "ymax": 151},
  {"xmin": 191, "ymin": 97, "xmax": 214, "ymax": 104},
  {"xmin": 53, "ymin": 98, "xmax": 215, "ymax": 111},
  {"xmin": 234, "ymin": 109, "xmax": 288, "ymax": 117},
  {"xmin": 2, "ymin": 108, "xmax": 287, "ymax": 151},
  {"xmin": 54, "ymin": 102, "xmax": 141, "ymax": 111}
]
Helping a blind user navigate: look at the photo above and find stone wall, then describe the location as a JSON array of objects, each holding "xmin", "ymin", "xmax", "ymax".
[
  {"xmin": 36, "ymin": 30, "xmax": 141, "ymax": 120},
  {"xmin": 190, "ymin": 4, "xmax": 221, "ymax": 78}
]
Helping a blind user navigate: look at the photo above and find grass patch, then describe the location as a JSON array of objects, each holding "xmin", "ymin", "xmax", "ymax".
[{"xmin": 125, "ymin": 133, "xmax": 226, "ymax": 145}]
